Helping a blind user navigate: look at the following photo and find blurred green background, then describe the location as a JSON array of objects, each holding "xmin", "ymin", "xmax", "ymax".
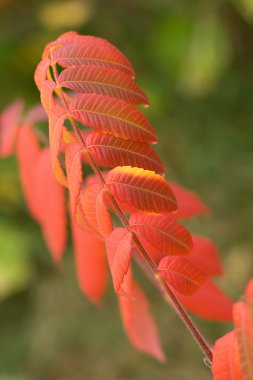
[{"xmin": 0, "ymin": 0, "xmax": 253, "ymax": 379}]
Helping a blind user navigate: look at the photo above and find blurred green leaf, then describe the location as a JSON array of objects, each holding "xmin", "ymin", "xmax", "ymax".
[
  {"xmin": 153, "ymin": 8, "xmax": 230, "ymax": 96},
  {"xmin": 233, "ymin": 0, "xmax": 253, "ymax": 23},
  {"xmin": 178, "ymin": 11, "xmax": 231, "ymax": 96},
  {"xmin": 0, "ymin": 221, "xmax": 34, "ymax": 300},
  {"xmin": 153, "ymin": 11, "xmax": 194, "ymax": 76}
]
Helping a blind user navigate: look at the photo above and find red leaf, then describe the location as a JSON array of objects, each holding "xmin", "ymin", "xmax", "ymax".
[
  {"xmin": 48, "ymin": 106, "xmax": 68, "ymax": 186},
  {"xmin": 105, "ymin": 228, "xmax": 132, "ymax": 293},
  {"xmin": 170, "ymin": 182, "xmax": 209, "ymax": 219},
  {"xmin": 57, "ymin": 32, "xmax": 112, "ymax": 48},
  {"xmin": 65, "ymin": 141, "xmax": 84, "ymax": 218},
  {"xmin": 34, "ymin": 58, "xmax": 51, "ymax": 90},
  {"xmin": 69, "ymin": 94, "xmax": 157, "ymax": 142},
  {"xmin": 187, "ymin": 235, "xmax": 223, "ymax": 277},
  {"xmin": 132, "ymin": 235, "xmax": 164, "ymax": 263},
  {"xmin": 130, "ymin": 213, "xmax": 192, "ymax": 256},
  {"xmin": 84, "ymin": 172, "xmax": 139, "ymax": 214},
  {"xmin": 34, "ymin": 148, "xmax": 66, "ymax": 262},
  {"xmin": 17, "ymin": 127, "xmax": 66, "ymax": 262},
  {"xmin": 51, "ymin": 44, "xmax": 135, "ymax": 77},
  {"xmin": 86, "ymin": 131, "xmax": 164, "ymax": 173},
  {"xmin": 83, "ymin": 183, "xmax": 112, "ymax": 238},
  {"xmin": 0, "ymin": 101, "xmax": 23, "ymax": 157},
  {"xmin": 212, "ymin": 331, "xmax": 243, "ymax": 380},
  {"xmin": 233, "ymin": 301, "xmax": 253, "ymax": 379},
  {"xmin": 84, "ymin": 172, "xmax": 105, "ymax": 187},
  {"xmin": 75, "ymin": 192, "xmax": 102, "ymax": 237},
  {"xmin": 118, "ymin": 269, "xmax": 166, "ymax": 362},
  {"xmin": 158, "ymin": 257, "xmax": 205, "ymax": 295},
  {"xmin": 71, "ymin": 212, "xmax": 107, "ymax": 304},
  {"xmin": 43, "ymin": 31, "xmax": 133, "ymax": 63},
  {"xmin": 177, "ymin": 279, "xmax": 233, "ymax": 321},
  {"xmin": 59, "ymin": 66, "xmax": 148, "ymax": 105},
  {"xmin": 106, "ymin": 166, "xmax": 177, "ymax": 213},
  {"xmin": 24, "ymin": 104, "xmax": 47, "ymax": 125},
  {"xmin": 16, "ymin": 124, "xmax": 41, "ymax": 220}
]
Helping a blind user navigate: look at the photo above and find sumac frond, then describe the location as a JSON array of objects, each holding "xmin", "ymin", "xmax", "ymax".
[
  {"xmin": 0, "ymin": 31, "xmax": 233, "ymax": 363},
  {"xmin": 33, "ymin": 31, "xmax": 231, "ymax": 361}
]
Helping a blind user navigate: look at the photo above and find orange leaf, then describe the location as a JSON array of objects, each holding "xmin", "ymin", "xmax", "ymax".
[
  {"xmin": 59, "ymin": 66, "xmax": 148, "ymax": 105},
  {"xmin": 177, "ymin": 279, "xmax": 233, "ymax": 321},
  {"xmin": 0, "ymin": 101, "xmax": 23, "ymax": 157},
  {"xmin": 71, "ymin": 212, "xmax": 107, "ymax": 304},
  {"xmin": 118, "ymin": 269, "xmax": 166, "ymax": 362},
  {"xmin": 233, "ymin": 301, "xmax": 253, "ymax": 379},
  {"xmin": 130, "ymin": 213, "xmax": 192, "ymax": 256},
  {"xmin": 34, "ymin": 58, "xmax": 51, "ymax": 90},
  {"xmin": 82, "ymin": 183, "xmax": 112, "ymax": 238},
  {"xmin": 170, "ymin": 182, "xmax": 209, "ymax": 219},
  {"xmin": 158, "ymin": 257, "xmax": 205, "ymax": 295},
  {"xmin": 48, "ymin": 106, "xmax": 68, "ymax": 186},
  {"xmin": 106, "ymin": 166, "xmax": 177, "ymax": 213},
  {"xmin": 131, "ymin": 234, "xmax": 164, "ymax": 263},
  {"xmin": 16, "ymin": 124, "xmax": 41, "ymax": 220},
  {"xmin": 65, "ymin": 141, "xmax": 84, "ymax": 219},
  {"xmin": 105, "ymin": 228, "xmax": 132, "ymax": 293},
  {"xmin": 40, "ymin": 80, "xmax": 56, "ymax": 113},
  {"xmin": 34, "ymin": 148, "xmax": 66, "ymax": 262},
  {"xmin": 86, "ymin": 131, "xmax": 164, "ymax": 173},
  {"xmin": 212, "ymin": 331, "xmax": 243, "ymax": 380},
  {"xmin": 24, "ymin": 104, "xmax": 47, "ymax": 125},
  {"xmin": 43, "ymin": 31, "xmax": 133, "ymax": 63},
  {"xmin": 69, "ymin": 94, "xmax": 157, "ymax": 142},
  {"xmin": 187, "ymin": 235, "xmax": 223, "ymax": 277}
]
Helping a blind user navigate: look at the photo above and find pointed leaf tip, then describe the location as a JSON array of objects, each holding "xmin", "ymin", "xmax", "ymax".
[{"xmin": 119, "ymin": 269, "xmax": 166, "ymax": 362}]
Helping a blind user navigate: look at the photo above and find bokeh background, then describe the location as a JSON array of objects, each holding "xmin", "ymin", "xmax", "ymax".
[{"xmin": 0, "ymin": 0, "xmax": 253, "ymax": 379}]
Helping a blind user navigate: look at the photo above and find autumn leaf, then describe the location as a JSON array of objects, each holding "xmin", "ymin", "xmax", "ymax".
[
  {"xmin": 105, "ymin": 228, "xmax": 132, "ymax": 293},
  {"xmin": 34, "ymin": 148, "xmax": 66, "ymax": 262},
  {"xmin": 82, "ymin": 183, "xmax": 112, "ymax": 238},
  {"xmin": 177, "ymin": 279, "xmax": 233, "ymax": 321},
  {"xmin": 119, "ymin": 269, "xmax": 166, "ymax": 362},
  {"xmin": 130, "ymin": 213, "xmax": 192, "ymax": 256},
  {"xmin": 71, "ymin": 212, "xmax": 107, "ymax": 304},
  {"xmin": 69, "ymin": 94, "xmax": 157, "ymax": 142},
  {"xmin": 107, "ymin": 166, "xmax": 177, "ymax": 213},
  {"xmin": 59, "ymin": 66, "xmax": 148, "ymax": 105},
  {"xmin": 170, "ymin": 182, "xmax": 209, "ymax": 219},
  {"xmin": 158, "ymin": 257, "xmax": 205, "ymax": 295},
  {"xmin": 51, "ymin": 43, "xmax": 135, "ymax": 77},
  {"xmin": 212, "ymin": 331, "xmax": 243, "ymax": 380},
  {"xmin": 0, "ymin": 101, "xmax": 23, "ymax": 157}
]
